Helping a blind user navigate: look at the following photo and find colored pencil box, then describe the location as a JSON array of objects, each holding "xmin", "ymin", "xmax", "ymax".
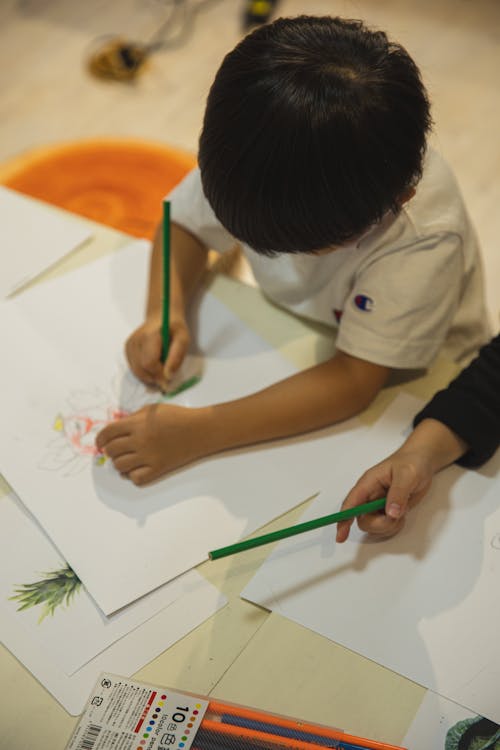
[{"xmin": 66, "ymin": 673, "xmax": 407, "ymax": 750}]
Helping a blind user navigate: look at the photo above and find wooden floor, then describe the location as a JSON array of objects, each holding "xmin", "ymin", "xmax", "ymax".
[{"xmin": 1, "ymin": 0, "xmax": 499, "ymax": 323}]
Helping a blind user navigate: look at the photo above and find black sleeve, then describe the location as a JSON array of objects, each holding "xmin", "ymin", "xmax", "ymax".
[{"xmin": 413, "ymin": 334, "xmax": 500, "ymax": 467}]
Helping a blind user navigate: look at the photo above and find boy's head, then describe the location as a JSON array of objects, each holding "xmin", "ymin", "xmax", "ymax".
[{"xmin": 198, "ymin": 15, "xmax": 432, "ymax": 255}]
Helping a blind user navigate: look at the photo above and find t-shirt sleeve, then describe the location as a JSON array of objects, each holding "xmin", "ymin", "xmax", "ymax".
[
  {"xmin": 413, "ymin": 334, "xmax": 500, "ymax": 467},
  {"xmin": 166, "ymin": 167, "xmax": 237, "ymax": 253},
  {"xmin": 336, "ymin": 232, "xmax": 464, "ymax": 369}
]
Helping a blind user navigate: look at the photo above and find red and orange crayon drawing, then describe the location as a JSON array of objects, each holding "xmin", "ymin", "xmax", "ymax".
[{"xmin": 38, "ymin": 374, "xmax": 159, "ymax": 476}]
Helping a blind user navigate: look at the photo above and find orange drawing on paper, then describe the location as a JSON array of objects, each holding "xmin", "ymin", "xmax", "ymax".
[
  {"xmin": 40, "ymin": 404, "xmax": 129, "ymax": 476},
  {"xmin": 39, "ymin": 373, "xmax": 160, "ymax": 476}
]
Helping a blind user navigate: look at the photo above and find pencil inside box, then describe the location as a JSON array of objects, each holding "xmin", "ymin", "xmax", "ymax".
[
  {"xmin": 65, "ymin": 673, "xmax": 407, "ymax": 750},
  {"xmin": 200, "ymin": 701, "xmax": 406, "ymax": 750}
]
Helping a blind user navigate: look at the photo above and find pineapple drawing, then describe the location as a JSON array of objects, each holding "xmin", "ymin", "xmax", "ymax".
[{"xmin": 10, "ymin": 564, "xmax": 83, "ymax": 623}]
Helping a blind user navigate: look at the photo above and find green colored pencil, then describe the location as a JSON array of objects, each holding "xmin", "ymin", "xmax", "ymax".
[
  {"xmin": 161, "ymin": 200, "xmax": 171, "ymax": 363},
  {"xmin": 209, "ymin": 497, "xmax": 386, "ymax": 560},
  {"xmin": 162, "ymin": 374, "xmax": 202, "ymax": 399}
]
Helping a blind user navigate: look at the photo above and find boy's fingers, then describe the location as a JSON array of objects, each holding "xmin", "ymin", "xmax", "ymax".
[
  {"xmin": 128, "ymin": 466, "xmax": 153, "ymax": 486},
  {"xmin": 96, "ymin": 419, "xmax": 132, "ymax": 449},
  {"xmin": 104, "ymin": 436, "xmax": 135, "ymax": 460},
  {"xmin": 164, "ymin": 335, "xmax": 189, "ymax": 377},
  {"xmin": 140, "ymin": 336, "xmax": 164, "ymax": 380},
  {"xmin": 129, "ymin": 360, "xmax": 159, "ymax": 387},
  {"xmin": 114, "ymin": 454, "xmax": 139, "ymax": 474},
  {"xmin": 125, "ymin": 336, "xmax": 161, "ymax": 386}
]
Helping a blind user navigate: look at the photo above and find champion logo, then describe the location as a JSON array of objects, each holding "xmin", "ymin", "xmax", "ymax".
[
  {"xmin": 333, "ymin": 309, "xmax": 343, "ymax": 324},
  {"xmin": 354, "ymin": 294, "xmax": 374, "ymax": 312}
]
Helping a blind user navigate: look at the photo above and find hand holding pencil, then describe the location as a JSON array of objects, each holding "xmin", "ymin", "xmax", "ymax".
[
  {"xmin": 96, "ymin": 200, "xmax": 208, "ymax": 485},
  {"xmin": 336, "ymin": 448, "xmax": 434, "ymax": 542},
  {"xmin": 125, "ymin": 201, "xmax": 191, "ymax": 392},
  {"xmin": 336, "ymin": 415, "xmax": 468, "ymax": 542},
  {"xmin": 124, "ymin": 311, "xmax": 191, "ymax": 392}
]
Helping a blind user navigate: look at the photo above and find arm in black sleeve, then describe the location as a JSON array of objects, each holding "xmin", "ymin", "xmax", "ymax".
[{"xmin": 413, "ymin": 334, "xmax": 500, "ymax": 467}]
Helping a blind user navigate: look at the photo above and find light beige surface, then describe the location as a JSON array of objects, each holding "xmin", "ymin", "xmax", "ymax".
[{"xmin": 1, "ymin": 1, "xmax": 498, "ymax": 746}]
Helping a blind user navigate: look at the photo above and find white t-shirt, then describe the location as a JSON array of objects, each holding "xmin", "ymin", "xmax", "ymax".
[{"xmin": 168, "ymin": 149, "xmax": 490, "ymax": 368}]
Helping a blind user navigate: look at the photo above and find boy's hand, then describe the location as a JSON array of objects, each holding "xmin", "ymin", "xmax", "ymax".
[
  {"xmin": 95, "ymin": 403, "xmax": 209, "ymax": 485},
  {"xmin": 125, "ymin": 315, "xmax": 191, "ymax": 391},
  {"xmin": 335, "ymin": 448, "xmax": 433, "ymax": 542}
]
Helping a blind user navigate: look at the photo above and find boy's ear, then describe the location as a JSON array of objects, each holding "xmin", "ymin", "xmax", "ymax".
[{"xmin": 399, "ymin": 186, "xmax": 416, "ymax": 206}]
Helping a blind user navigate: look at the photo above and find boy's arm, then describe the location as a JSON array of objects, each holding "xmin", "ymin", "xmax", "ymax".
[
  {"xmin": 146, "ymin": 221, "xmax": 208, "ymax": 320},
  {"xmin": 126, "ymin": 222, "xmax": 209, "ymax": 388},
  {"xmin": 96, "ymin": 351, "xmax": 390, "ymax": 485},
  {"xmin": 207, "ymin": 350, "xmax": 389, "ymax": 451}
]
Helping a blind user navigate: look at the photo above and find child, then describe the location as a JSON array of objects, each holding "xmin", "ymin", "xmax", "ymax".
[
  {"xmin": 336, "ymin": 334, "xmax": 500, "ymax": 542},
  {"xmin": 96, "ymin": 15, "xmax": 489, "ymax": 485}
]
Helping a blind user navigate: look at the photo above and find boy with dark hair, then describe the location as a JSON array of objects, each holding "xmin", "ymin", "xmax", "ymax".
[{"xmin": 96, "ymin": 15, "xmax": 489, "ymax": 485}]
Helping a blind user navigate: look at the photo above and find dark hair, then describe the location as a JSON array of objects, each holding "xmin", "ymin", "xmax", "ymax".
[{"xmin": 198, "ymin": 15, "xmax": 432, "ymax": 255}]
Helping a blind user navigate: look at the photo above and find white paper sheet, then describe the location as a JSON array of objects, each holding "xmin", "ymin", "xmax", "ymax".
[
  {"xmin": 241, "ymin": 395, "xmax": 500, "ymax": 723},
  {"xmin": 1, "ymin": 569, "xmax": 226, "ymax": 715},
  {"xmin": 0, "ymin": 240, "xmax": 365, "ymax": 614},
  {"xmin": 0, "ymin": 187, "xmax": 92, "ymax": 297},
  {"xmin": 0, "ymin": 491, "xmax": 220, "ymax": 675}
]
